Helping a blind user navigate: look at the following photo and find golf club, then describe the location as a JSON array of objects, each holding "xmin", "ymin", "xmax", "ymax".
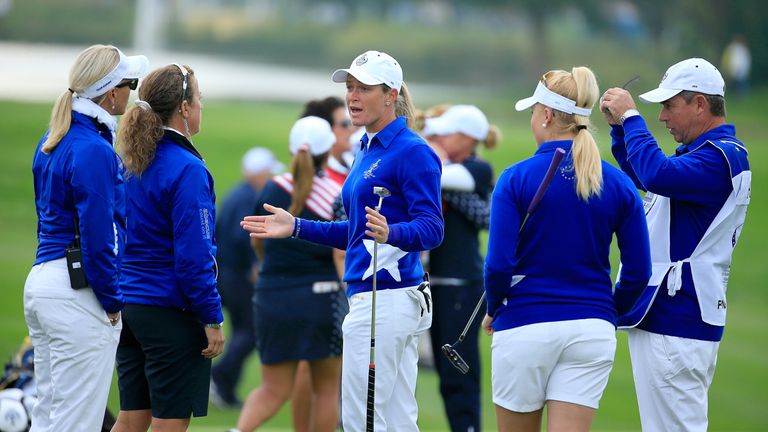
[
  {"xmin": 442, "ymin": 147, "xmax": 566, "ymax": 374},
  {"xmin": 366, "ymin": 186, "xmax": 390, "ymax": 432}
]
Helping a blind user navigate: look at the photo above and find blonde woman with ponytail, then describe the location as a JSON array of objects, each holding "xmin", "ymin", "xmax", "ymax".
[
  {"xmin": 482, "ymin": 67, "xmax": 652, "ymax": 432},
  {"xmin": 241, "ymin": 50, "xmax": 443, "ymax": 431},
  {"xmin": 234, "ymin": 116, "xmax": 345, "ymax": 432},
  {"xmin": 24, "ymin": 44, "xmax": 147, "ymax": 432},
  {"xmin": 112, "ymin": 64, "xmax": 223, "ymax": 432}
]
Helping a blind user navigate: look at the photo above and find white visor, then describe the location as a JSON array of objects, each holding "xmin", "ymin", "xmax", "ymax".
[
  {"xmin": 78, "ymin": 48, "xmax": 149, "ymax": 99},
  {"xmin": 514, "ymin": 81, "xmax": 592, "ymax": 116}
]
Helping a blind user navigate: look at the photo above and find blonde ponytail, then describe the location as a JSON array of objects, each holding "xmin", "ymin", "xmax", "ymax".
[
  {"xmin": 42, "ymin": 91, "xmax": 75, "ymax": 154},
  {"xmin": 394, "ymin": 82, "xmax": 416, "ymax": 129},
  {"xmin": 42, "ymin": 45, "xmax": 120, "ymax": 153},
  {"xmin": 544, "ymin": 66, "xmax": 602, "ymax": 201}
]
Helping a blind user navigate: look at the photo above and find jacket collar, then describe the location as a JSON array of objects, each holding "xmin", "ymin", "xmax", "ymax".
[
  {"xmin": 360, "ymin": 116, "xmax": 407, "ymax": 151},
  {"xmin": 676, "ymin": 124, "xmax": 737, "ymax": 156},
  {"xmin": 162, "ymin": 128, "xmax": 203, "ymax": 161}
]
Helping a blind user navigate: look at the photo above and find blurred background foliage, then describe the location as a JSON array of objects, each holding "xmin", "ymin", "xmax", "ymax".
[{"xmin": 1, "ymin": 0, "xmax": 766, "ymax": 89}]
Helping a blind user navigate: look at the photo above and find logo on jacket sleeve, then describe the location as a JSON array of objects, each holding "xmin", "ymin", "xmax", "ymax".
[{"xmin": 364, "ymin": 159, "xmax": 381, "ymax": 179}]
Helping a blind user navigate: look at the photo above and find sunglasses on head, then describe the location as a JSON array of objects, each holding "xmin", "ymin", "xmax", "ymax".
[{"xmin": 116, "ymin": 78, "xmax": 139, "ymax": 91}]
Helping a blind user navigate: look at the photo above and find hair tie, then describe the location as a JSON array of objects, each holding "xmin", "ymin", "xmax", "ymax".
[
  {"xmin": 576, "ymin": 125, "xmax": 588, "ymax": 131},
  {"xmin": 135, "ymin": 100, "xmax": 152, "ymax": 111},
  {"xmin": 67, "ymin": 88, "xmax": 74, "ymax": 94},
  {"xmin": 299, "ymin": 143, "xmax": 310, "ymax": 152}
]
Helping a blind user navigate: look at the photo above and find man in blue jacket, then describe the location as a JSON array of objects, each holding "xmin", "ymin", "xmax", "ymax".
[{"xmin": 601, "ymin": 58, "xmax": 751, "ymax": 432}]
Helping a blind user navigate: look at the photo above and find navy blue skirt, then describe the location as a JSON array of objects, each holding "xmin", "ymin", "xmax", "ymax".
[{"xmin": 253, "ymin": 278, "xmax": 348, "ymax": 364}]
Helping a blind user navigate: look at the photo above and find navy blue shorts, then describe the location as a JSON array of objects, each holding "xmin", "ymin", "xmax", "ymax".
[
  {"xmin": 116, "ymin": 304, "xmax": 210, "ymax": 418},
  {"xmin": 254, "ymin": 280, "xmax": 348, "ymax": 364}
]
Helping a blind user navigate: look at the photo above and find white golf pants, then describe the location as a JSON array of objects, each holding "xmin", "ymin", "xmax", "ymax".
[
  {"xmin": 627, "ymin": 328, "xmax": 719, "ymax": 432},
  {"xmin": 23, "ymin": 258, "xmax": 121, "ymax": 432},
  {"xmin": 341, "ymin": 287, "xmax": 432, "ymax": 432}
]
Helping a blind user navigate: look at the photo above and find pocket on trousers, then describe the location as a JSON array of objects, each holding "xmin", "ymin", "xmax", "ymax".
[{"xmin": 26, "ymin": 260, "xmax": 77, "ymax": 301}]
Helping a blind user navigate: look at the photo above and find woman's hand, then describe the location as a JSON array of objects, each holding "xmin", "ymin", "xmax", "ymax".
[
  {"xmin": 241, "ymin": 203, "xmax": 295, "ymax": 238},
  {"xmin": 202, "ymin": 327, "xmax": 225, "ymax": 359},
  {"xmin": 481, "ymin": 314, "xmax": 494, "ymax": 336},
  {"xmin": 107, "ymin": 312, "xmax": 120, "ymax": 327},
  {"xmin": 365, "ymin": 206, "xmax": 389, "ymax": 243}
]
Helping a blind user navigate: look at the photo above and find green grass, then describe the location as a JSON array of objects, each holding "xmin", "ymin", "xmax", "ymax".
[{"xmin": 1, "ymin": 89, "xmax": 767, "ymax": 431}]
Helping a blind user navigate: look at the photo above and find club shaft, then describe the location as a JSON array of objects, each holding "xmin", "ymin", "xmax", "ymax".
[
  {"xmin": 456, "ymin": 291, "xmax": 486, "ymax": 344},
  {"xmin": 366, "ymin": 196, "xmax": 385, "ymax": 431}
]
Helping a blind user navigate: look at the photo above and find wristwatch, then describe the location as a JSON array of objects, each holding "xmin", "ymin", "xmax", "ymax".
[
  {"xmin": 619, "ymin": 109, "xmax": 640, "ymax": 126},
  {"xmin": 205, "ymin": 322, "xmax": 223, "ymax": 329}
]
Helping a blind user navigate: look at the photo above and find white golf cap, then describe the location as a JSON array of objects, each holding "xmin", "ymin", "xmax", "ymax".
[
  {"xmin": 331, "ymin": 50, "xmax": 403, "ymax": 91},
  {"xmin": 639, "ymin": 57, "xmax": 725, "ymax": 103},
  {"xmin": 422, "ymin": 105, "xmax": 490, "ymax": 141},
  {"xmin": 515, "ymin": 81, "xmax": 592, "ymax": 116},
  {"xmin": 241, "ymin": 147, "xmax": 284, "ymax": 176},
  {"xmin": 78, "ymin": 47, "xmax": 149, "ymax": 99},
  {"xmin": 289, "ymin": 116, "xmax": 336, "ymax": 156}
]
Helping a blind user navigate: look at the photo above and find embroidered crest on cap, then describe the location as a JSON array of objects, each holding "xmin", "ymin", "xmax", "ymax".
[{"xmin": 356, "ymin": 54, "xmax": 368, "ymax": 66}]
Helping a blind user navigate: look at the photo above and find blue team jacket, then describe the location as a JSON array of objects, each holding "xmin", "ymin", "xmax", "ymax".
[
  {"xmin": 485, "ymin": 140, "xmax": 651, "ymax": 331},
  {"xmin": 32, "ymin": 111, "xmax": 126, "ymax": 314},
  {"xmin": 299, "ymin": 116, "xmax": 444, "ymax": 296},
  {"xmin": 611, "ymin": 118, "xmax": 748, "ymax": 341},
  {"xmin": 120, "ymin": 130, "xmax": 223, "ymax": 324}
]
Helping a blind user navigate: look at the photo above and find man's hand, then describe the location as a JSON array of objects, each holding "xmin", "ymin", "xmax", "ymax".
[{"xmin": 600, "ymin": 88, "xmax": 638, "ymax": 125}]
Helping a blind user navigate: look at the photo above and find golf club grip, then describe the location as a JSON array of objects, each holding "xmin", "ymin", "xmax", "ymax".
[
  {"xmin": 366, "ymin": 366, "xmax": 375, "ymax": 432},
  {"xmin": 526, "ymin": 148, "xmax": 566, "ymax": 214}
]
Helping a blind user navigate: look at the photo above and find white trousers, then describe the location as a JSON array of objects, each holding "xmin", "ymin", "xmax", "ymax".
[
  {"xmin": 341, "ymin": 287, "xmax": 432, "ymax": 432},
  {"xmin": 23, "ymin": 258, "xmax": 121, "ymax": 432},
  {"xmin": 627, "ymin": 329, "xmax": 719, "ymax": 432}
]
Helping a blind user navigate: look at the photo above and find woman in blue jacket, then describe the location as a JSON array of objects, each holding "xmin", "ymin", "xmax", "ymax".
[
  {"xmin": 482, "ymin": 67, "xmax": 652, "ymax": 432},
  {"xmin": 241, "ymin": 50, "xmax": 443, "ymax": 432},
  {"xmin": 24, "ymin": 44, "xmax": 147, "ymax": 432},
  {"xmin": 111, "ymin": 64, "xmax": 224, "ymax": 432}
]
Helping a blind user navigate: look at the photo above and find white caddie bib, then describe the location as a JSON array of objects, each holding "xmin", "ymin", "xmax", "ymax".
[{"xmin": 641, "ymin": 141, "xmax": 750, "ymax": 326}]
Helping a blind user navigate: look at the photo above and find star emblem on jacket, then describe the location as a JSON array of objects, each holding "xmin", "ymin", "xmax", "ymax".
[{"xmin": 362, "ymin": 239, "xmax": 407, "ymax": 281}]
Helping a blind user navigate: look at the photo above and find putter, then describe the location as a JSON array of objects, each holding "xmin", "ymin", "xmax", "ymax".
[
  {"xmin": 366, "ymin": 186, "xmax": 390, "ymax": 432},
  {"xmin": 442, "ymin": 148, "xmax": 566, "ymax": 374}
]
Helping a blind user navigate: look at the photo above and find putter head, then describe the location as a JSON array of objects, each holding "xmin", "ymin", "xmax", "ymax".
[
  {"xmin": 373, "ymin": 186, "xmax": 391, "ymax": 198},
  {"xmin": 441, "ymin": 344, "xmax": 470, "ymax": 374}
]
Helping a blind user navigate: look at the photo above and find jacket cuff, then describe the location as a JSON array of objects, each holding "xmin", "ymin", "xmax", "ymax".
[{"xmin": 387, "ymin": 224, "xmax": 403, "ymax": 245}]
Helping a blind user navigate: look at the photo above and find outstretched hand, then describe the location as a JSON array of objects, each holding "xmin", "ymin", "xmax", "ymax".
[{"xmin": 241, "ymin": 203, "xmax": 295, "ymax": 239}]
